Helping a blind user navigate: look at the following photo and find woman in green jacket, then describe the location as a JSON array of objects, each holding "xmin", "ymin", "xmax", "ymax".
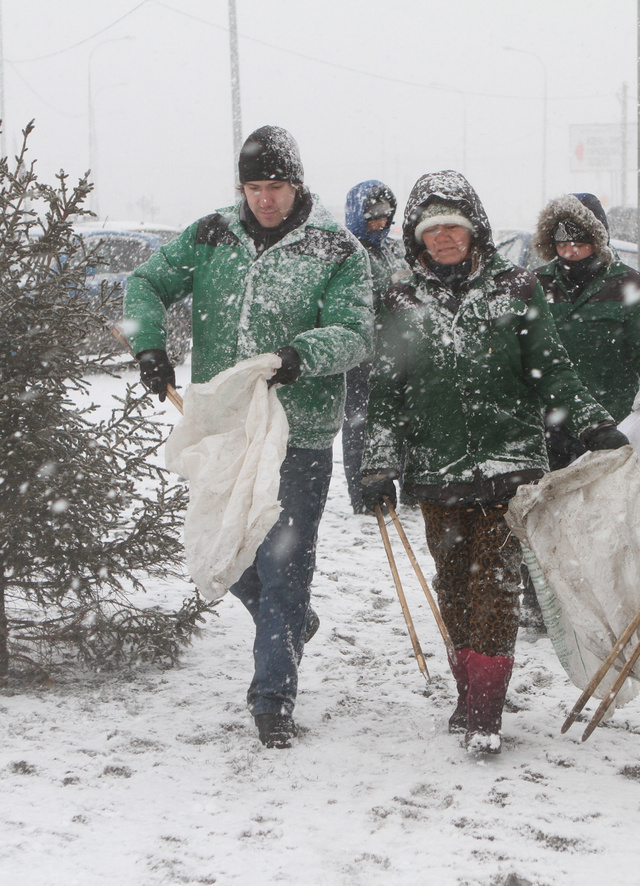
[
  {"xmin": 124, "ymin": 126, "xmax": 373, "ymax": 750},
  {"xmin": 360, "ymin": 170, "xmax": 627, "ymax": 754},
  {"xmin": 533, "ymin": 192, "xmax": 640, "ymax": 469}
]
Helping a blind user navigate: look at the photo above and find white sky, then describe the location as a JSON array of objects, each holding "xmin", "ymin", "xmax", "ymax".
[{"xmin": 3, "ymin": 0, "xmax": 637, "ymax": 230}]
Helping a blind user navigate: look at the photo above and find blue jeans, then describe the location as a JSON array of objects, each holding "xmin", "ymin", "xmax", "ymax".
[
  {"xmin": 342, "ymin": 361, "xmax": 371, "ymax": 514},
  {"xmin": 229, "ymin": 446, "xmax": 333, "ymax": 717}
]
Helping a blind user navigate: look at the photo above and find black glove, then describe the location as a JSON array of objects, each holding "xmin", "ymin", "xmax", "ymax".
[
  {"xmin": 582, "ymin": 424, "xmax": 630, "ymax": 451},
  {"xmin": 136, "ymin": 349, "xmax": 176, "ymax": 403},
  {"xmin": 360, "ymin": 475, "xmax": 398, "ymax": 512},
  {"xmin": 268, "ymin": 346, "xmax": 302, "ymax": 388}
]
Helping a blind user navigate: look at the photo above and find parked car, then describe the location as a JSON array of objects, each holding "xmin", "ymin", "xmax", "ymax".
[
  {"xmin": 610, "ymin": 238, "xmax": 638, "ymax": 270},
  {"xmin": 495, "ymin": 229, "xmax": 638, "ymax": 271},
  {"xmin": 494, "ymin": 229, "xmax": 541, "ymax": 270},
  {"xmin": 607, "ymin": 206, "xmax": 637, "ymax": 244},
  {"xmin": 73, "ymin": 223, "xmax": 192, "ymax": 364}
]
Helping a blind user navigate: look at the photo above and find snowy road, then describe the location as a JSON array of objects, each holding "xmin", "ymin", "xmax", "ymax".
[{"xmin": 2, "ymin": 363, "xmax": 640, "ymax": 886}]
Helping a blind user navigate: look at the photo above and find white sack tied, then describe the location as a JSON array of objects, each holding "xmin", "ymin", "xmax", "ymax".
[
  {"xmin": 506, "ymin": 445, "xmax": 640, "ymax": 710},
  {"xmin": 618, "ymin": 389, "xmax": 640, "ymax": 459},
  {"xmin": 165, "ymin": 354, "xmax": 289, "ymax": 600}
]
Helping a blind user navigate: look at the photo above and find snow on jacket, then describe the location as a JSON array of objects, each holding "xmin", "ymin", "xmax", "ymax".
[
  {"xmin": 344, "ymin": 181, "xmax": 408, "ymax": 312},
  {"xmin": 124, "ymin": 194, "xmax": 373, "ymax": 450},
  {"xmin": 533, "ymin": 195, "xmax": 640, "ymax": 423},
  {"xmin": 362, "ymin": 170, "xmax": 614, "ymax": 503}
]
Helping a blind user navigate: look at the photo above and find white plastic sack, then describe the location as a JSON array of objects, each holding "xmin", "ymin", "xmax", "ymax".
[
  {"xmin": 165, "ymin": 354, "xmax": 289, "ymax": 600},
  {"xmin": 506, "ymin": 446, "xmax": 640, "ymax": 709},
  {"xmin": 618, "ymin": 395, "xmax": 640, "ymax": 458}
]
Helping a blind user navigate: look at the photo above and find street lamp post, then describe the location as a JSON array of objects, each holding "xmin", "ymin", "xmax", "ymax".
[
  {"xmin": 504, "ymin": 46, "xmax": 548, "ymax": 206},
  {"xmin": 88, "ymin": 36, "xmax": 132, "ymax": 216},
  {"xmin": 228, "ymin": 0, "xmax": 243, "ymax": 186}
]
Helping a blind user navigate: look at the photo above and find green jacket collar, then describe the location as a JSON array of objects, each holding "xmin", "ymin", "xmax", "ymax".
[
  {"xmin": 537, "ymin": 253, "xmax": 628, "ymax": 309},
  {"xmin": 224, "ymin": 193, "xmax": 342, "ymax": 258}
]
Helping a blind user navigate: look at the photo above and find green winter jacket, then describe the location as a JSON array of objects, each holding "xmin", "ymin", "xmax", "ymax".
[
  {"xmin": 363, "ymin": 171, "xmax": 613, "ymax": 503},
  {"xmin": 124, "ymin": 195, "xmax": 373, "ymax": 449},
  {"xmin": 365, "ymin": 239, "xmax": 408, "ymax": 314},
  {"xmin": 535, "ymin": 257, "xmax": 640, "ymax": 422}
]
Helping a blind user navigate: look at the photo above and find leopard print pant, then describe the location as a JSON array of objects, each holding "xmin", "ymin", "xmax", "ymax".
[{"xmin": 420, "ymin": 501, "xmax": 522, "ymax": 657}]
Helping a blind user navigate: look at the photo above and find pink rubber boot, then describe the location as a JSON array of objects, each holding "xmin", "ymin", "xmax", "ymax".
[{"xmin": 465, "ymin": 651, "xmax": 513, "ymax": 754}]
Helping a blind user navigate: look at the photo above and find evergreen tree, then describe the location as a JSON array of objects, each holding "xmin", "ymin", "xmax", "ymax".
[{"xmin": 0, "ymin": 122, "xmax": 215, "ymax": 678}]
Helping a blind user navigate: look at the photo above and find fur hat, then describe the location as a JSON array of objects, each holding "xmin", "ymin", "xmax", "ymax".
[
  {"xmin": 534, "ymin": 193, "xmax": 613, "ymax": 265},
  {"xmin": 414, "ymin": 200, "xmax": 474, "ymax": 244},
  {"xmin": 238, "ymin": 125, "xmax": 304, "ymax": 184}
]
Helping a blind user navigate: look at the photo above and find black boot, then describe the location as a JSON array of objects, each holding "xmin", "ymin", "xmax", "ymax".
[
  {"xmin": 447, "ymin": 648, "xmax": 471, "ymax": 734},
  {"xmin": 254, "ymin": 713, "xmax": 298, "ymax": 749},
  {"xmin": 304, "ymin": 606, "xmax": 320, "ymax": 643}
]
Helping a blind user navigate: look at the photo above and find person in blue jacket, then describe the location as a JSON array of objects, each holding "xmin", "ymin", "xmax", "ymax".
[{"xmin": 343, "ymin": 181, "xmax": 408, "ymax": 513}]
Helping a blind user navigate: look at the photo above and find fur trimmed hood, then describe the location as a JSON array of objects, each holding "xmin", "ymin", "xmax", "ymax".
[{"xmin": 534, "ymin": 193, "xmax": 613, "ymax": 266}]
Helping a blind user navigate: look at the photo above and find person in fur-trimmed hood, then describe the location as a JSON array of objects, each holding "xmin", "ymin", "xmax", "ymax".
[
  {"xmin": 360, "ymin": 170, "xmax": 628, "ymax": 754},
  {"xmin": 533, "ymin": 192, "xmax": 640, "ymax": 469}
]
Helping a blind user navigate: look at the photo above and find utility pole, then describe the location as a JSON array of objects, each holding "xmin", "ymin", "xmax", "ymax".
[
  {"xmin": 0, "ymin": 0, "xmax": 6, "ymax": 159},
  {"xmin": 228, "ymin": 0, "xmax": 242, "ymax": 185},
  {"xmin": 620, "ymin": 82, "xmax": 628, "ymax": 206}
]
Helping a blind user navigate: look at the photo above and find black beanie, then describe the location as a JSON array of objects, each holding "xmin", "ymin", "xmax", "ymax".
[
  {"xmin": 238, "ymin": 125, "xmax": 304, "ymax": 184},
  {"xmin": 553, "ymin": 218, "xmax": 592, "ymax": 244}
]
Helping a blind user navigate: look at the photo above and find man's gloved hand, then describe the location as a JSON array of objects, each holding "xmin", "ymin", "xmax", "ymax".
[
  {"xmin": 268, "ymin": 346, "xmax": 302, "ymax": 388},
  {"xmin": 582, "ymin": 424, "xmax": 630, "ymax": 451},
  {"xmin": 136, "ymin": 349, "xmax": 176, "ymax": 403},
  {"xmin": 360, "ymin": 474, "xmax": 398, "ymax": 513}
]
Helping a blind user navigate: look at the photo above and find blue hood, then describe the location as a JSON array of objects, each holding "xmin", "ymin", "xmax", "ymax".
[{"xmin": 345, "ymin": 180, "xmax": 397, "ymax": 248}]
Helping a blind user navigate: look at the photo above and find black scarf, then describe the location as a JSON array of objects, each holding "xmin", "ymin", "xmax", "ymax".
[
  {"xmin": 428, "ymin": 258, "xmax": 472, "ymax": 292},
  {"xmin": 558, "ymin": 254, "xmax": 604, "ymax": 299}
]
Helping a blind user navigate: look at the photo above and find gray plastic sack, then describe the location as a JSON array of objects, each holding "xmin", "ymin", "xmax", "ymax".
[{"xmin": 506, "ymin": 446, "xmax": 640, "ymax": 708}]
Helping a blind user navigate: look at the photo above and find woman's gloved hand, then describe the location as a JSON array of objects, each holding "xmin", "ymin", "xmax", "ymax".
[
  {"xmin": 582, "ymin": 424, "xmax": 630, "ymax": 451},
  {"xmin": 360, "ymin": 474, "xmax": 398, "ymax": 512}
]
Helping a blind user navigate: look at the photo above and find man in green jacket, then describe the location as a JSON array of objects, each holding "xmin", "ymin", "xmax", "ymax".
[
  {"xmin": 533, "ymin": 192, "xmax": 640, "ymax": 469},
  {"xmin": 124, "ymin": 125, "xmax": 373, "ymax": 749}
]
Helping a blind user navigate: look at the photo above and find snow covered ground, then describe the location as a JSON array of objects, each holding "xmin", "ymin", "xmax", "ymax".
[{"xmin": 2, "ymin": 360, "xmax": 640, "ymax": 886}]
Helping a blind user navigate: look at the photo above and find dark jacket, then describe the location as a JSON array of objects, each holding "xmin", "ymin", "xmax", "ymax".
[
  {"xmin": 362, "ymin": 171, "xmax": 614, "ymax": 505},
  {"xmin": 534, "ymin": 194, "xmax": 640, "ymax": 422}
]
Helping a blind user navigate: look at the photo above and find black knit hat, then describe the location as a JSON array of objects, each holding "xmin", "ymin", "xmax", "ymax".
[
  {"xmin": 553, "ymin": 218, "xmax": 591, "ymax": 244},
  {"xmin": 238, "ymin": 125, "xmax": 304, "ymax": 184},
  {"xmin": 573, "ymin": 192, "xmax": 609, "ymax": 232}
]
